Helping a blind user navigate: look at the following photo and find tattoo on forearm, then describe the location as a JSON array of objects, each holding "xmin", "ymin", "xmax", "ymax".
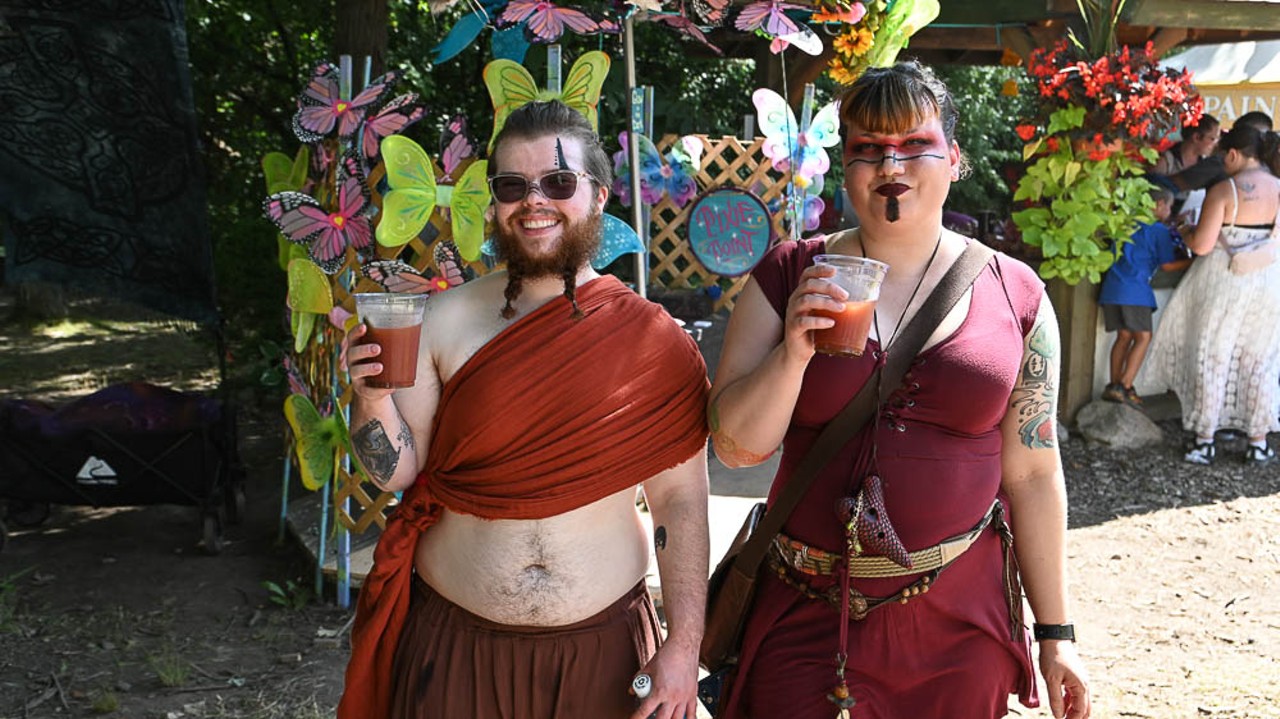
[
  {"xmin": 1011, "ymin": 318, "xmax": 1058, "ymax": 449},
  {"xmin": 352, "ymin": 419, "xmax": 400, "ymax": 487},
  {"xmin": 654, "ymin": 526, "xmax": 667, "ymax": 551},
  {"xmin": 709, "ymin": 398, "xmax": 777, "ymax": 464}
]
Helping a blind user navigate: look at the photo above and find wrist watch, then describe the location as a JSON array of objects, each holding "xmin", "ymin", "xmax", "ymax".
[{"xmin": 1032, "ymin": 623, "xmax": 1076, "ymax": 642}]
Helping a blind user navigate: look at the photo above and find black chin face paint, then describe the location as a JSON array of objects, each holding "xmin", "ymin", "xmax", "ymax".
[{"xmin": 886, "ymin": 196, "xmax": 900, "ymax": 222}]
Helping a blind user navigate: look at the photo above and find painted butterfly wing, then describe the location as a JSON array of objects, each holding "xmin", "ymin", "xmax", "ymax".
[
  {"xmin": 360, "ymin": 93, "xmax": 426, "ymax": 162},
  {"xmin": 664, "ymin": 136, "xmax": 703, "ymax": 208},
  {"xmin": 533, "ymin": 4, "xmax": 602, "ymax": 42},
  {"xmin": 734, "ymin": 0, "xmax": 801, "ymax": 37},
  {"xmin": 336, "ymin": 155, "xmax": 374, "ymax": 250},
  {"xmin": 752, "ymin": 88, "xmax": 801, "ymax": 173},
  {"xmin": 434, "ymin": 240, "xmax": 474, "ymax": 284},
  {"xmin": 449, "ymin": 160, "xmax": 491, "ymax": 262},
  {"xmin": 559, "ymin": 51, "xmax": 610, "ymax": 132},
  {"xmin": 263, "ymin": 192, "xmax": 347, "ymax": 274},
  {"xmin": 377, "ymin": 135, "xmax": 438, "ymax": 248},
  {"xmin": 293, "ymin": 62, "xmax": 342, "ymax": 143},
  {"xmin": 690, "ymin": 0, "xmax": 728, "ymax": 25},
  {"xmin": 650, "ymin": 14, "xmax": 724, "ymax": 55},
  {"xmin": 362, "ymin": 259, "xmax": 435, "ymax": 294},
  {"xmin": 339, "ymin": 70, "xmax": 401, "ymax": 138},
  {"xmin": 439, "ymin": 115, "xmax": 477, "ymax": 180}
]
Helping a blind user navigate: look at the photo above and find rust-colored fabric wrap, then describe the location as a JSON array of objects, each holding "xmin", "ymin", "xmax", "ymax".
[{"xmin": 338, "ymin": 276, "xmax": 710, "ymax": 719}]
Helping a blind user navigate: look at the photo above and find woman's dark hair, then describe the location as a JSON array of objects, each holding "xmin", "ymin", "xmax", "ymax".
[
  {"xmin": 1219, "ymin": 125, "xmax": 1280, "ymax": 175},
  {"xmin": 1186, "ymin": 113, "xmax": 1219, "ymax": 139},
  {"xmin": 836, "ymin": 60, "xmax": 960, "ymax": 142},
  {"xmin": 488, "ymin": 100, "xmax": 613, "ymax": 193}
]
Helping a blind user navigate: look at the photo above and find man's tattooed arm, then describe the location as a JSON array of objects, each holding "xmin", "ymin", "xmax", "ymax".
[
  {"xmin": 1009, "ymin": 310, "xmax": 1059, "ymax": 450},
  {"xmin": 351, "ymin": 417, "xmax": 410, "ymax": 487}
]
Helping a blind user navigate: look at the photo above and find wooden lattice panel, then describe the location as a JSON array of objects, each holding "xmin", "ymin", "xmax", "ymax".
[{"xmin": 647, "ymin": 134, "xmax": 792, "ymax": 313}]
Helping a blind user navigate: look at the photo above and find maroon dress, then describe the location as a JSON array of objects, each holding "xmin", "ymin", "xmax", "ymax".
[{"xmin": 722, "ymin": 238, "xmax": 1042, "ymax": 719}]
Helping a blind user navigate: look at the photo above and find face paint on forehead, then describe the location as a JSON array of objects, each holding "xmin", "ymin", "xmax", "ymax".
[
  {"xmin": 843, "ymin": 128, "xmax": 950, "ymax": 167},
  {"xmin": 555, "ymin": 138, "xmax": 567, "ymax": 170}
]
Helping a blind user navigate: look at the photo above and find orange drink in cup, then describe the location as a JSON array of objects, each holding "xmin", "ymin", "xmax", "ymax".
[
  {"xmin": 353, "ymin": 293, "xmax": 429, "ymax": 388},
  {"xmin": 811, "ymin": 254, "xmax": 889, "ymax": 357}
]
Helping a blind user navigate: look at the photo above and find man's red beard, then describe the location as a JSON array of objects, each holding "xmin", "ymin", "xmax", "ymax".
[{"xmin": 494, "ymin": 207, "xmax": 602, "ymax": 319}]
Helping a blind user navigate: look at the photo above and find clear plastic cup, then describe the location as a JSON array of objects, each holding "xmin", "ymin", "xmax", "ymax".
[
  {"xmin": 811, "ymin": 254, "xmax": 889, "ymax": 357},
  {"xmin": 353, "ymin": 293, "xmax": 428, "ymax": 388}
]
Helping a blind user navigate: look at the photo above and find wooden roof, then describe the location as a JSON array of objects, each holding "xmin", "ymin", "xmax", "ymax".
[{"xmin": 917, "ymin": 0, "xmax": 1280, "ymax": 65}]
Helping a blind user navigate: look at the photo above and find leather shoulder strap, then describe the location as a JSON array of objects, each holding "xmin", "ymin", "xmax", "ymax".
[{"xmin": 732, "ymin": 241, "xmax": 997, "ymax": 574}]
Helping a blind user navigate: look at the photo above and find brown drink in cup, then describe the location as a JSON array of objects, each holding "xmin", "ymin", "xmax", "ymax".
[
  {"xmin": 353, "ymin": 293, "xmax": 429, "ymax": 388},
  {"xmin": 811, "ymin": 254, "xmax": 889, "ymax": 357}
]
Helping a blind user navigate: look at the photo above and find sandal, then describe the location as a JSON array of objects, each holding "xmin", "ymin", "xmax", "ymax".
[
  {"xmin": 1101, "ymin": 383, "xmax": 1125, "ymax": 403},
  {"xmin": 1184, "ymin": 441, "xmax": 1215, "ymax": 465},
  {"xmin": 1244, "ymin": 445, "xmax": 1276, "ymax": 465},
  {"xmin": 1122, "ymin": 386, "xmax": 1144, "ymax": 407}
]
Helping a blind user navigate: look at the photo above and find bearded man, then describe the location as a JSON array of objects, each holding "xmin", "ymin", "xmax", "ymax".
[{"xmin": 337, "ymin": 100, "xmax": 711, "ymax": 719}]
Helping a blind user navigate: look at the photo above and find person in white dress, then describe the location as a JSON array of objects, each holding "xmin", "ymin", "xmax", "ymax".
[{"xmin": 1139, "ymin": 125, "xmax": 1280, "ymax": 464}]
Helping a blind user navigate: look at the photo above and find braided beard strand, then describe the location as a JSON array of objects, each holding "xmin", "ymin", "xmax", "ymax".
[{"xmin": 495, "ymin": 210, "xmax": 601, "ymax": 320}]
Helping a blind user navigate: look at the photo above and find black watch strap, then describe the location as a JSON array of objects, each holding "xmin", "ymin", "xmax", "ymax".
[{"xmin": 1032, "ymin": 623, "xmax": 1076, "ymax": 642}]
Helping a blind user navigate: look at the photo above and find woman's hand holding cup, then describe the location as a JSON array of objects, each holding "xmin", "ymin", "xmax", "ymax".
[{"xmin": 783, "ymin": 263, "xmax": 849, "ymax": 365}]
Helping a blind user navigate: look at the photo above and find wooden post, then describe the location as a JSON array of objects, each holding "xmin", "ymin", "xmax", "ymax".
[{"xmin": 1046, "ymin": 277, "xmax": 1098, "ymax": 426}]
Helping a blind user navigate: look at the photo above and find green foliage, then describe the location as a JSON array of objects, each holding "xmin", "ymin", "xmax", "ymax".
[
  {"xmin": 1012, "ymin": 107, "xmax": 1156, "ymax": 284},
  {"xmin": 148, "ymin": 650, "xmax": 190, "ymax": 687},
  {"xmin": 935, "ymin": 65, "xmax": 1035, "ymax": 219},
  {"xmin": 0, "ymin": 566, "xmax": 35, "ymax": 633},
  {"xmin": 263, "ymin": 578, "xmax": 312, "ymax": 610},
  {"xmin": 91, "ymin": 690, "xmax": 121, "ymax": 713}
]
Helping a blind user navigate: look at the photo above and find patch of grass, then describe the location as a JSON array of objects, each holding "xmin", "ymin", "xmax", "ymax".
[
  {"xmin": 0, "ymin": 566, "xmax": 35, "ymax": 633},
  {"xmin": 147, "ymin": 651, "xmax": 190, "ymax": 688},
  {"xmin": 91, "ymin": 689, "xmax": 120, "ymax": 713}
]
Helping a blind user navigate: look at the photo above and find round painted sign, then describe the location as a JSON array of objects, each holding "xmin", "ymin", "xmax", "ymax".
[{"xmin": 687, "ymin": 187, "xmax": 773, "ymax": 277}]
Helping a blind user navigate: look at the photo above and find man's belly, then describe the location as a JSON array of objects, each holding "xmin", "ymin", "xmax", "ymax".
[{"xmin": 414, "ymin": 488, "xmax": 651, "ymax": 626}]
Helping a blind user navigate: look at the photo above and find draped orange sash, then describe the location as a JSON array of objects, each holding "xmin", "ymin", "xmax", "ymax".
[{"xmin": 337, "ymin": 276, "xmax": 709, "ymax": 719}]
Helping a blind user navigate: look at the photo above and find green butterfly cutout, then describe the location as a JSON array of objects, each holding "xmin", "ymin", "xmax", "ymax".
[
  {"xmin": 377, "ymin": 135, "xmax": 491, "ymax": 261},
  {"xmin": 283, "ymin": 393, "xmax": 353, "ymax": 491},
  {"xmin": 483, "ymin": 51, "xmax": 610, "ymax": 149},
  {"xmin": 286, "ymin": 258, "xmax": 333, "ymax": 353}
]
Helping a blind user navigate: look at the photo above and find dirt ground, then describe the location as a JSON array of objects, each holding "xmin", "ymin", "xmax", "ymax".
[{"xmin": 0, "ymin": 288, "xmax": 1278, "ymax": 719}]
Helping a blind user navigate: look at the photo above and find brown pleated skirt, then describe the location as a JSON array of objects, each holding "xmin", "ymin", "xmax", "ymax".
[{"xmin": 388, "ymin": 575, "xmax": 663, "ymax": 719}]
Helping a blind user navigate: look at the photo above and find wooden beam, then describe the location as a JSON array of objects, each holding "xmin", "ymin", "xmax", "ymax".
[
  {"xmin": 935, "ymin": 0, "xmax": 1069, "ymax": 25},
  {"xmin": 1149, "ymin": 26, "xmax": 1189, "ymax": 56},
  {"xmin": 1127, "ymin": 0, "xmax": 1280, "ymax": 32},
  {"xmin": 910, "ymin": 27, "xmax": 1002, "ymax": 51}
]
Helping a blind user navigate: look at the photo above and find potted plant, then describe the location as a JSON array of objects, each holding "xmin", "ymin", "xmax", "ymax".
[{"xmin": 1011, "ymin": 38, "xmax": 1202, "ymax": 284}]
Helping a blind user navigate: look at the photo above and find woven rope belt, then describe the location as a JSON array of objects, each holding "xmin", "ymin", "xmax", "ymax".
[{"xmin": 772, "ymin": 501, "xmax": 998, "ymax": 578}]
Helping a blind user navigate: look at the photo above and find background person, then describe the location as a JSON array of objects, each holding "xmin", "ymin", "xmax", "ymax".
[
  {"xmin": 1140, "ymin": 125, "xmax": 1280, "ymax": 465},
  {"xmin": 337, "ymin": 101, "xmax": 711, "ymax": 719},
  {"xmin": 707, "ymin": 62, "xmax": 1090, "ymax": 719},
  {"xmin": 1099, "ymin": 186, "xmax": 1191, "ymax": 407}
]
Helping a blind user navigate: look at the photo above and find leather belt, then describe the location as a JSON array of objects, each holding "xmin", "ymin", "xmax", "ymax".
[{"xmin": 772, "ymin": 501, "xmax": 998, "ymax": 578}]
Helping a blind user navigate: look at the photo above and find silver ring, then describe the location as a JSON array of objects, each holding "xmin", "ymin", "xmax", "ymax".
[{"xmin": 631, "ymin": 673, "xmax": 652, "ymax": 699}]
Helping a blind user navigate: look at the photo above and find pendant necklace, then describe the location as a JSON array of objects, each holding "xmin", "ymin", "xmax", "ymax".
[{"xmin": 827, "ymin": 234, "xmax": 943, "ymax": 719}]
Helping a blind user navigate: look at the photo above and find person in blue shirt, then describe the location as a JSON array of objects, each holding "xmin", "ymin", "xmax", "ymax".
[{"xmin": 1099, "ymin": 187, "xmax": 1191, "ymax": 406}]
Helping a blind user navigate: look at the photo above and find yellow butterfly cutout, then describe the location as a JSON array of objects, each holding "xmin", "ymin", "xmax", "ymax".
[
  {"xmin": 378, "ymin": 134, "xmax": 492, "ymax": 257},
  {"xmin": 484, "ymin": 51, "xmax": 611, "ymax": 149}
]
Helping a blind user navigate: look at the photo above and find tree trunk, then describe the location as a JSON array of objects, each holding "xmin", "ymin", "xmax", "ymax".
[
  {"xmin": 16, "ymin": 282, "xmax": 69, "ymax": 321},
  {"xmin": 1046, "ymin": 277, "xmax": 1098, "ymax": 426},
  {"xmin": 335, "ymin": 0, "xmax": 389, "ymax": 77}
]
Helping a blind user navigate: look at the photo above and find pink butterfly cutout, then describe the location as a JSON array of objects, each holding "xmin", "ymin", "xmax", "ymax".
[
  {"xmin": 292, "ymin": 62, "xmax": 398, "ymax": 143},
  {"xmin": 362, "ymin": 256, "xmax": 464, "ymax": 296},
  {"xmin": 497, "ymin": 0, "xmax": 606, "ymax": 43},
  {"xmin": 690, "ymin": 0, "xmax": 728, "ymax": 25},
  {"xmin": 439, "ymin": 114, "xmax": 478, "ymax": 182},
  {"xmin": 360, "ymin": 93, "xmax": 426, "ymax": 162},
  {"xmin": 263, "ymin": 155, "xmax": 373, "ymax": 274},
  {"xmin": 733, "ymin": 0, "xmax": 804, "ymax": 38}
]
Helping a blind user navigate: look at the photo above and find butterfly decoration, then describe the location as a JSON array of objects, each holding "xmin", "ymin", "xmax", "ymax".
[
  {"xmin": 780, "ymin": 185, "xmax": 825, "ymax": 233},
  {"xmin": 286, "ymin": 257, "xmax": 335, "ymax": 352},
  {"xmin": 611, "ymin": 132, "xmax": 703, "ymax": 209},
  {"xmin": 431, "ymin": 0, "xmax": 510, "ymax": 64},
  {"xmin": 359, "ymin": 93, "xmax": 426, "ymax": 164},
  {"xmin": 439, "ymin": 114, "xmax": 478, "ymax": 183},
  {"xmin": 283, "ymin": 392, "xmax": 355, "ymax": 491},
  {"xmin": 770, "ymin": 23, "xmax": 823, "ymax": 56},
  {"xmin": 495, "ymin": 0, "xmax": 618, "ymax": 44},
  {"xmin": 592, "ymin": 214, "xmax": 647, "ymax": 269},
  {"xmin": 484, "ymin": 51, "xmax": 610, "ymax": 147},
  {"xmin": 378, "ymin": 135, "xmax": 492, "ymax": 260},
  {"xmin": 263, "ymin": 153, "xmax": 374, "ymax": 274},
  {"xmin": 362, "ymin": 241, "xmax": 473, "ymax": 295},
  {"xmin": 733, "ymin": 0, "xmax": 805, "ymax": 39},
  {"xmin": 643, "ymin": 3, "xmax": 724, "ymax": 55},
  {"xmin": 690, "ymin": 0, "xmax": 729, "ymax": 25},
  {"xmin": 753, "ymin": 87, "xmax": 840, "ymax": 187},
  {"xmin": 292, "ymin": 62, "xmax": 398, "ymax": 144},
  {"xmin": 261, "ymin": 147, "xmax": 313, "ymax": 270}
]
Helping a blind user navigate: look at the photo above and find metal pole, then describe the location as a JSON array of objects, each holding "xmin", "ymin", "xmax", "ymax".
[{"xmin": 624, "ymin": 15, "xmax": 646, "ymax": 298}]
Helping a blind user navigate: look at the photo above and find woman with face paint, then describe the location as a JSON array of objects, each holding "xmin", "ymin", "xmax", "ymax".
[{"xmin": 707, "ymin": 62, "xmax": 1091, "ymax": 718}]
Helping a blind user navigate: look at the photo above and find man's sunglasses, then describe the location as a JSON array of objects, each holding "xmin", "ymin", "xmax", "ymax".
[{"xmin": 488, "ymin": 171, "xmax": 593, "ymax": 204}]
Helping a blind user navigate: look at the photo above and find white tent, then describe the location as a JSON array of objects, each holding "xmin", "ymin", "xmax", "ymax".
[{"xmin": 1163, "ymin": 40, "xmax": 1280, "ymax": 126}]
